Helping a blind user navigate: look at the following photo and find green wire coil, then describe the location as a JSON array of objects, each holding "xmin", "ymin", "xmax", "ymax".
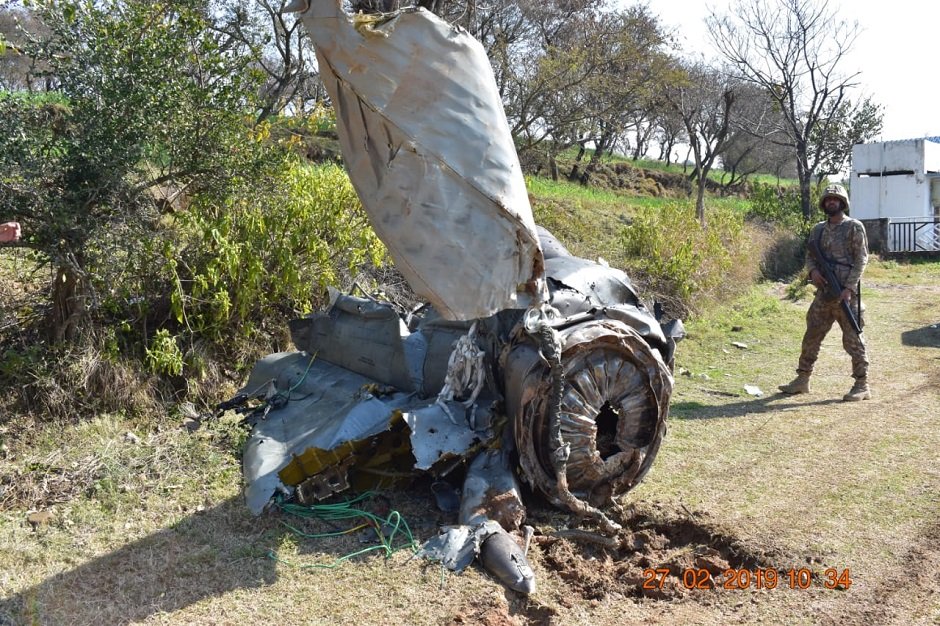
[{"xmin": 268, "ymin": 491, "xmax": 419, "ymax": 570}]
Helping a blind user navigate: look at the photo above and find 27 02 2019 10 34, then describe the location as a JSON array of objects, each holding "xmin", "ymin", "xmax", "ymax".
[{"xmin": 642, "ymin": 567, "xmax": 853, "ymax": 590}]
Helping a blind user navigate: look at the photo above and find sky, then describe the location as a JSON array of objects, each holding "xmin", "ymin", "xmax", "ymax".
[{"xmin": 641, "ymin": 0, "xmax": 938, "ymax": 141}]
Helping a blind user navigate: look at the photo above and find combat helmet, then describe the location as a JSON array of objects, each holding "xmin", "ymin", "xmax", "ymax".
[{"xmin": 819, "ymin": 183, "xmax": 850, "ymax": 213}]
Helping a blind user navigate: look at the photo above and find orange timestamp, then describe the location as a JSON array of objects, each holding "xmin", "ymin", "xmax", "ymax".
[{"xmin": 642, "ymin": 567, "xmax": 852, "ymax": 591}]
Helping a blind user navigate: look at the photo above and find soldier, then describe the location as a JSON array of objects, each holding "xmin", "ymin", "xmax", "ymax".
[{"xmin": 779, "ymin": 184, "xmax": 871, "ymax": 401}]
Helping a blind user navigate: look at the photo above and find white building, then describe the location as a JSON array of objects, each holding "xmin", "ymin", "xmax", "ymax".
[{"xmin": 851, "ymin": 138, "xmax": 940, "ymax": 252}]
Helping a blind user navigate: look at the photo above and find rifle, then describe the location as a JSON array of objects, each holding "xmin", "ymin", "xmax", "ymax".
[{"xmin": 808, "ymin": 236, "xmax": 862, "ymax": 335}]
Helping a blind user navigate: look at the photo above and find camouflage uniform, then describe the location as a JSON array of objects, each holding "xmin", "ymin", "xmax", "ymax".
[{"xmin": 796, "ymin": 216, "xmax": 869, "ymax": 379}]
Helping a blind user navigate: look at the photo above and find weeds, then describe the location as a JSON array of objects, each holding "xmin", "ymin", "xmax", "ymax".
[
  {"xmin": 785, "ymin": 274, "xmax": 811, "ymax": 301},
  {"xmin": 620, "ymin": 202, "xmax": 762, "ymax": 316}
]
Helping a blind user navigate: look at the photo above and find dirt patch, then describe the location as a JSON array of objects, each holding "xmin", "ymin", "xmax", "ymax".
[
  {"xmin": 530, "ymin": 501, "xmax": 806, "ymax": 603},
  {"xmin": 448, "ymin": 596, "xmax": 520, "ymax": 626},
  {"xmin": 448, "ymin": 594, "xmax": 558, "ymax": 626}
]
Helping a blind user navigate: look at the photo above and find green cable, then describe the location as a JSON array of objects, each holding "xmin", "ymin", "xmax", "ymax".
[
  {"xmin": 286, "ymin": 352, "xmax": 318, "ymax": 394},
  {"xmin": 268, "ymin": 492, "xmax": 419, "ymax": 571}
]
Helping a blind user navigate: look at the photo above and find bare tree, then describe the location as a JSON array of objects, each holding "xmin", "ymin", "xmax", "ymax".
[
  {"xmin": 653, "ymin": 106, "xmax": 687, "ymax": 166},
  {"xmin": 708, "ymin": 0, "xmax": 864, "ymax": 218},
  {"xmin": 214, "ymin": 0, "xmax": 324, "ymax": 122},
  {"xmin": 717, "ymin": 82, "xmax": 796, "ymax": 191},
  {"xmin": 662, "ymin": 62, "xmax": 738, "ymax": 225}
]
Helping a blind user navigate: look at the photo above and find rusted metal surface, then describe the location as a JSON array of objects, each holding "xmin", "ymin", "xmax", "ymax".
[{"xmin": 505, "ymin": 320, "xmax": 671, "ymax": 511}]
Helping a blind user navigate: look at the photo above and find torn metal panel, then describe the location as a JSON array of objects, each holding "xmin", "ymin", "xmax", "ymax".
[
  {"xmin": 543, "ymin": 255, "xmax": 672, "ymax": 362},
  {"xmin": 403, "ymin": 402, "xmax": 485, "ymax": 471},
  {"xmin": 240, "ymin": 351, "xmax": 417, "ymax": 513},
  {"xmin": 545, "ymin": 255, "xmax": 642, "ymax": 312},
  {"xmin": 290, "ymin": 1, "xmax": 546, "ymax": 320},
  {"xmin": 536, "ymin": 225, "xmax": 572, "ymax": 260},
  {"xmin": 459, "ymin": 447, "xmax": 524, "ymax": 530},
  {"xmin": 418, "ymin": 521, "xmax": 501, "ymax": 572},
  {"xmin": 240, "ymin": 350, "xmax": 497, "ymax": 513},
  {"xmin": 419, "ymin": 519, "xmax": 535, "ymax": 593},
  {"xmin": 289, "ymin": 294, "xmax": 416, "ymax": 392}
]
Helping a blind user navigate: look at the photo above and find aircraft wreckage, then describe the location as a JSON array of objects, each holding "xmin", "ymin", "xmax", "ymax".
[{"xmin": 228, "ymin": 0, "xmax": 682, "ymax": 594}]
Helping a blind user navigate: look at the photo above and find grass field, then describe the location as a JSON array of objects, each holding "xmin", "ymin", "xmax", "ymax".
[
  {"xmin": 1, "ymin": 253, "xmax": 937, "ymax": 625},
  {"xmin": 556, "ymin": 148, "xmax": 800, "ymax": 188}
]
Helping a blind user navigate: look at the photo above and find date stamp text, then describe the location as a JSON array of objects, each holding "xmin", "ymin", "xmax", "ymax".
[{"xmin": 642, "ymin": 567, "xmax": 852, "ymax": 591}]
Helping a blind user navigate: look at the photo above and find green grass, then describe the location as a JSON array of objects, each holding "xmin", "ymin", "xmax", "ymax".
[
  {"xmin": 557, "ymin": 148, "xmax": 799, "ymax": 188},
  {"xmin": 525, "ymin": 166, "xmax": 752, "ymax": 218},
  {"xmin": 667, "ymin": 285, "xmax": 805, "ymax": 405},
  {"xmin": 866, "ymin": 255, "xmax": 940, "ymax": 283},
  {"xmin": 4, "ymin": 149, "xmax": 938, "ymax": 624},
  {"xmin": 524, "ymin": 174, "xmax": 636, "ymax": 206},
  {"xmin": 633, "ymin": 270, "xmax": 940, "ymax": 571},
  {"xmin": 2, "ymin": 262, "xmax": 939, "ymax": 624}
]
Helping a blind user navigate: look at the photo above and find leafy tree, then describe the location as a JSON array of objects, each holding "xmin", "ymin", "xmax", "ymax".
[
  {"xmin": 567, "ymin": 5, "xmax": 675, "ymax": 185},
  {"xmin": 488, "ymin": 0, "xmax": 608, "ymax": 176},
  {"xmin": 0, "ymin": 5, "xmax": 50, "ymax": 91},
  {"xmin": 213, "ymin": 0, "xmax": 325, "ymax": 122},
  {"xmin": 1, "ymin": 0, "xmax": 269, "ymax": 341},
  {"xmin": 811, "ymin": 96, "xmax": 882, "ymax": 180}
]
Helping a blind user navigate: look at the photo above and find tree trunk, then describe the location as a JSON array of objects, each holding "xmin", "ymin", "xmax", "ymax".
[
  {"xmin": 794, "ymin": 138, "xmax": 814, "ymax": 220},
  {"xmin": 695, "ymin": 175, "xmax": 707, "ymax": 226},
  {"xmin": 797, "ymin": 164, "xmax": 813, "ymax": 220},
  {"xmin": 568, "ymin": 143, "xmax": 587, "ymax": 181},
  {"xmin": 50, "ymin": 259, "xmax": 87, "ymax": 343},
  {"xmin": 580, "ymin": 131, "xmax": 613, "ymax": 186},
  {"xmin": 632, "ymin": 123, "xmax": 654, "ymax": 161}
]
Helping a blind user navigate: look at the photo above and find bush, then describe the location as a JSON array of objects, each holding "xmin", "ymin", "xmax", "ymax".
[
  {"xmin": 744, "ymin": 183, "xmax": 823, "ymax": 281},
  {"xmin": 755, "ymin": 223, "xmax": 806, "ymax": 281},
  {"xmin": 621, "ymin": 202, "xmax": 760, "ymax": 316},
  {"xmin": 1, "ymin": 0, "xmax": 268, "ymax": 343},
  {"xmin": 746, "ymin": 182, "xmax": 814, "ymax": 235},
  {"xmin": 163, "ymin": 161, "xmax": 385, "ymax": 341},
  {"xmin": 1, "ymin": 155, "xmax": 386, "ymax": 416}
]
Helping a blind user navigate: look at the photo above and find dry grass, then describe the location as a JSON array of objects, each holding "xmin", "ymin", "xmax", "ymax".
[{"xmin": 1, "ymin": 262, "xmax": 939, "ymax": 625}]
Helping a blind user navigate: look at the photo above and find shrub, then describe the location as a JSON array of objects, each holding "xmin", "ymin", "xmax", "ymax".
[
  {"xmin": 1, "ymin": 0, "xmax": 268, "ymax": 343},
  {"xmin": 749, "ymin": 221, "xmax": 807, "ymax": 281},
  {"xmin": 621, "ymin": 202, "xmax": 759, "ymax": 316},
  {"xmin": 746, "ymin": 182, "xmax": 814, "ymax": 235},
  {"xmin": 145, "ymin": 329, "xmax": 184, "ymax": 377},
  {"xmin": 1, "ymin": 156, "xmax": 386, "ymax": 416},
  {"xmin": 162, "ymin": 161, "xmax": 385, "ymax": 340}
]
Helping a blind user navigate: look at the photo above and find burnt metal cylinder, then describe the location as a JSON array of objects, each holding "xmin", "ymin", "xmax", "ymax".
[{"xmin": 504, "ymin": 319, "xmax": 672, "ymax": 510}]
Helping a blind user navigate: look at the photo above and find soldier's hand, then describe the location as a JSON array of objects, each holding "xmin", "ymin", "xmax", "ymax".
[
  {"xmin": 840, "ymin": 288, "xmax": 854, "ymax": 303},
  {"xmin": 809, "ymin": 269, "xmax": 827, "ymax": 288}
]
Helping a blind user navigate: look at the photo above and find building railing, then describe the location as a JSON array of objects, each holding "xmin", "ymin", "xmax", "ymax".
[{"xmin": 888, "ymin": 218, "xmax": 940, "ymax": 252}]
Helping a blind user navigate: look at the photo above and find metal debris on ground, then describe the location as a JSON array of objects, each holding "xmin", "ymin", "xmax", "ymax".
[{"xmin": 223, "ymin": 0, "xmax": 684, "ymax": 595}]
